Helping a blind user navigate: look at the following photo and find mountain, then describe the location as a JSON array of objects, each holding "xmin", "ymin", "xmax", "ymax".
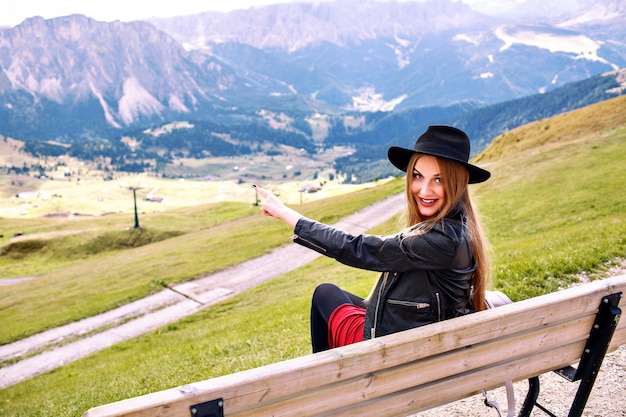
[
  {"xmin": 330, "ymin": 68, "xmax": 626, "ymax": 182},
  {"xmin": 150, "ymin": 0, "xmax": 626, "ymax": 108},
  {"xmin": 12, "ymin": 67, "xmax": 626, "ymax": 184},
  {"xmin": 0, "ymin": 0, "xmax": 624, "ymax": 154},
  {"xmin": 0, "ymin": 15, "xmax": 312, "ymax": 141},
  {"xmin": 0, "ymin": 16, "xmax": 218, "ymax": 139}
]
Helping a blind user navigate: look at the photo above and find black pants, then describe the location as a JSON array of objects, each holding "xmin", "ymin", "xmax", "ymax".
[{"xmin": 310, "ymin": 283, "xmax": 365, "ymax": 353}]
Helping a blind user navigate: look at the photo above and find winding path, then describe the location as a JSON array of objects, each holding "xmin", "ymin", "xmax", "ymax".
[{"xmin": 0, "ymin": 193, "xmax": 405, "ymax": 389}]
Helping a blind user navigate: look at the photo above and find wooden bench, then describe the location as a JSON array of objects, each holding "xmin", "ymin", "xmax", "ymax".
[{"xmin": 83, "ymin": 274, "xmax": 626, "ymax": 417}]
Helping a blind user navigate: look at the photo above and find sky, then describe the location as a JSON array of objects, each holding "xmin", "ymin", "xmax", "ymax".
[{"xmin": 1, "ymin": 0, "xmax": 512, "ymax": 28}]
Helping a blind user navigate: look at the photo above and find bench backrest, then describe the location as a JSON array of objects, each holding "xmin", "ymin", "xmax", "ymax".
[{"xmin": 84, "ymin": 275, "xmax": 626, "ymax": 417}]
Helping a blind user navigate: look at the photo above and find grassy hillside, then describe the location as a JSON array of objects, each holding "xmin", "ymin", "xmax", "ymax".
[
  {"xmin": 0, "ymin": 179, "xmax": 403, "ymax": 345},
  {"xmin": 0, "ymin": 96, "xmax": 625, "ymax": 416},
  {"xmin": 474, "ymin": 94, "xmax": 626, "ymax": 297}
]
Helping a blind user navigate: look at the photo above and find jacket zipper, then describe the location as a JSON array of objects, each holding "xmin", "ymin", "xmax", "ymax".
[
  {"xmin": 372, "ymin": 272, "xmax": 390, "ymax": 339},
  {"xmin": 387, "ymin": 299, "xmax": 430, "ymax": 309},
  {"xmin": 291, "ymin": 235, "xmax": 327, "ymax": 253},
  {"xmin": 436, "ymin": 292, "xmax": 442, "ymax": 322}
]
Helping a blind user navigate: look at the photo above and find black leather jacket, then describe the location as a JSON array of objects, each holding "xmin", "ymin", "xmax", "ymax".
[{"xmin": 292, "ymin": 204, "xmax": 475, "ymax": 340}]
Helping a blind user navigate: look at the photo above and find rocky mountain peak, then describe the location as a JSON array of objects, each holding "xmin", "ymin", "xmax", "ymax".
[
  {"xmin": 0, "ymin": 15, "xmax": 232, "ymax": 129},
  {"xmin": 151, "ymin": 0, "xmax": 490, "ymax": 52}
]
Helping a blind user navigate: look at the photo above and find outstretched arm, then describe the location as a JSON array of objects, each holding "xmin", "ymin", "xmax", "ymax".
[{"xmin": 253, "ymin": 185, "xmax": 303, "ymax": 228}]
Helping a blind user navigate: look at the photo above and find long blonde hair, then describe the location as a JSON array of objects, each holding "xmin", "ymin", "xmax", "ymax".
[{"xmin": 403, "ymin": 154, "xmax": 491, "ymax": 311}]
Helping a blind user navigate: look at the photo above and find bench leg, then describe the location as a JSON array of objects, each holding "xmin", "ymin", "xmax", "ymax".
[
  {"xmin": 566, "ymin": 294, "xmax": 622, "ymax": 417},
  {"xmin": 518, "ymin": 377, "xmax": 540, "ymax": 417}
]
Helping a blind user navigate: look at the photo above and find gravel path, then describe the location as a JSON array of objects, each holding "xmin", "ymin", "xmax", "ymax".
[
  {"xmin": 0, "ymin": 193, "xmax": 405, "ymax": 389},
  {"xmin": 1, "ymin": 193, "xmax": 624, "ymax": 417}
]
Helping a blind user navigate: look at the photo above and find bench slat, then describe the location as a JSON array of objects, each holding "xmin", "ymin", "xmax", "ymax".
[
  {"xmin": 230, "ymin": 316, "xmax": 599, "ymax": 417},
  {"xmin": 234, "ymin": 316, "xmax": 626, "ymax": 417},
  {"xmin": 324, "ymin": 341, "xmax": 590, "ymax": 417},
  {"xmin": 83, "ymin": 275, "xmax": 626, "ymax": 417}
]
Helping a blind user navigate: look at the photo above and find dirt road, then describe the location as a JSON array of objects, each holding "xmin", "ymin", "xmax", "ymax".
[{"xmin": 0, "ymin": 192, "xmax": 406, "ymax": 389}]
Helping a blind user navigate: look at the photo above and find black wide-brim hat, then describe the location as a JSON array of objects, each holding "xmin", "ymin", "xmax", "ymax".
[{"xmin": 388, "ymin": 125, "xmax": 490, "ymax": 184}]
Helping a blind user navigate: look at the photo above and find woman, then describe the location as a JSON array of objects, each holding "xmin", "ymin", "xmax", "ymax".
[{"xmin": 254, "ymin": 125, "xmax": 491, "ymax": 353}]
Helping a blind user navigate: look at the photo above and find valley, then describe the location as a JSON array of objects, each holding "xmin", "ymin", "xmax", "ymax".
[{"xmin": 0, "ymin": 138, "xmax": 385, "ymax": 219}]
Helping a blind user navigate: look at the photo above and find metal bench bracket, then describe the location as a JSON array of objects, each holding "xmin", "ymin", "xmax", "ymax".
[
  {"xmin": 519, "ymin": 291, "xmax": 622, "ymax": 417},
  {"xmin": 190, "ymin": 398, "xmax": 224, "ymax": 417}
]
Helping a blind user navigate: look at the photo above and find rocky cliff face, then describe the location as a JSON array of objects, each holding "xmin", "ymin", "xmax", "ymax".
[{"xmin": 0, "ymin": 15, "xmax": 241, "ymax": 130}]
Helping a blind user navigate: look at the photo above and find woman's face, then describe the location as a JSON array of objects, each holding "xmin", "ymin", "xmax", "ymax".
[{"xmin": 410, "ymin": 155, "xmax": 445, "ymax": 219}]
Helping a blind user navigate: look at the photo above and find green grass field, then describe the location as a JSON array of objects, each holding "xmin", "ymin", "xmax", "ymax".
[{"xmin": 0, "ymin": 95, "xmax": 625, "ymax": 416}]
